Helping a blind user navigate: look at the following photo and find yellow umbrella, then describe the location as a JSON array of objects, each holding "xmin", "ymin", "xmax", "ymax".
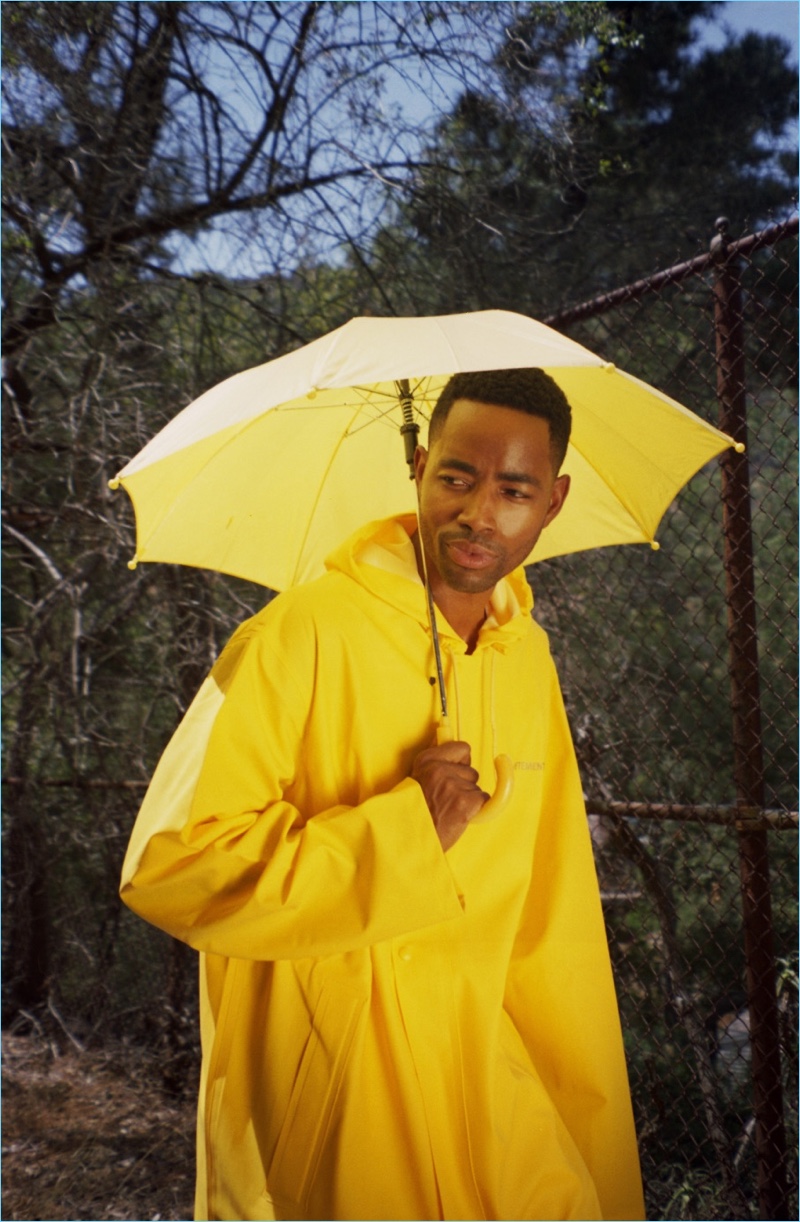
[
  {"xmin": 111, "ymin": 308, "xmax": 740, "ymax": 818},
  {"xmin": 110, "ymin": 309, "xmax": 739, "ymax": 589}
]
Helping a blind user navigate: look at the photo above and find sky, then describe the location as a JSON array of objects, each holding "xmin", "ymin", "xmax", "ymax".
[{"xmin": 703, "ymin": 0, "xmax": 799, "ymax": 58}]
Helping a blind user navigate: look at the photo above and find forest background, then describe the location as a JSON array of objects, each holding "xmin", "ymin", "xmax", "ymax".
[{"xmin": 2, "ymin": 2, "xmax": 798, "ymax": 1220}]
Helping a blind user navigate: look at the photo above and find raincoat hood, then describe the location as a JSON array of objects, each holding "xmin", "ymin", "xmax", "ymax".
[{"xmin": 325, "ymin": 512, "xmax": 534, "ymax": 656}]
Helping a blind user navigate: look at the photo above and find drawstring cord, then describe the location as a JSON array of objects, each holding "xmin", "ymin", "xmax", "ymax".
[
  {"xmin": 442, "ymin": 648, "xmax": 497, "ymax": 759},
  {"xmin": 450, "ymin": 650, "xmax": 461, "ymax": 741},
  {"xmin": 489, "ymin": 650, "xmax": 498, "ymax": 760}
]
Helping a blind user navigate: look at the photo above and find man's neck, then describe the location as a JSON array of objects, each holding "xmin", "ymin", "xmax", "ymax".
[{"xmin": 411, "ymin": 530, "xmax": 491, "ymax": 654}]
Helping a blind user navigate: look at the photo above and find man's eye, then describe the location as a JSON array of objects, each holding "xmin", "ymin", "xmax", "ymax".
[
  {"xmin": 441, "ymin": 475, "xmax": 469, "ymax": 488},
  {"xmin": 504, "ymin": 488, "xmax": 530, "ymax": 499}
]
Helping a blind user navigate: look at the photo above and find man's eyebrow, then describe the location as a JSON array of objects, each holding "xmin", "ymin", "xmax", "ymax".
[
  {"xmin": 437, "ymin": 456, "xmax": 542, "ymax": 487},
  {"xmin": 436, "ymin": 457, "xmax": 479, "ymax": 476},
  {"xmin": 497, "ymin": 470, "xmax": 542, "ymax": 487}
]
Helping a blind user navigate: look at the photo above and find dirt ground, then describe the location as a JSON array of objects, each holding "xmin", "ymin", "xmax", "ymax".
[{"xmin": 1, "ymin": 1032, "xmax": 196, "ymax": 1221}]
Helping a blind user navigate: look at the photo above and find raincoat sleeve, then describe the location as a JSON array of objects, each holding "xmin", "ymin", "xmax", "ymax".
[
  {"xmin": 120, "ymin": 605, "xmax": 465, "ymax": 960},
  {"xmin": 504, "ymin": 657, "xmax": 644, "ymax": 1221}
]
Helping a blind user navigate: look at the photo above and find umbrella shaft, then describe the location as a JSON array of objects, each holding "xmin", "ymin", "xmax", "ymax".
[
  {"xmin": 426, "ymin": 578, "xmax": 449, "ymax": 722},
  {"xmin": 398, "ymin": 377, "xmax": 445, "ymax": 721},
  {"xmin": 412, "ymin": 472, "xmax": 448, "ymax": 724}
]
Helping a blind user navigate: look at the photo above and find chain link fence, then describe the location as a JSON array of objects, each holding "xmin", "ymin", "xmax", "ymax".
[
  {"xmin": 3, "ymin": 218, "xmax": 796, "ymax": 1221},
  {"xmin": 532, "ymin": 216, "xmax": 798, "ymax": 1220}
]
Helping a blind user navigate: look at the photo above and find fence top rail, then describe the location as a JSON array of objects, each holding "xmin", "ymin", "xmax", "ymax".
[{"xmin": 544, "ymin": 214, "xmax": 799, "ymax": 329}]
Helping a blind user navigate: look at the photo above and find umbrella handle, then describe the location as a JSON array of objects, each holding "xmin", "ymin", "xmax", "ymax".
[{"xmin": 435, "ymin": 721, "xmax": 514, "ymax": 824}]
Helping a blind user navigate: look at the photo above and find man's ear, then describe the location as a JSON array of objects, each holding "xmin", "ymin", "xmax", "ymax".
[
  {"xmin": 413, "ymin": 444, "xmax": 428, "ymax": 488},
  {"xmin": 543, "ymin": 473, "xmax": 570, "ymax": 528}
]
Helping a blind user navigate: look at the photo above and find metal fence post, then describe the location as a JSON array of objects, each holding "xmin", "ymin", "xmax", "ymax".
[{"xmin": 711, "ymin": 217, "xmax": 788, "ymax": 1220}]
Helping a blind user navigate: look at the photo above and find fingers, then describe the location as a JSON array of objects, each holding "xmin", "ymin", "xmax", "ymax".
[
  {"xmin": 411, "ymin": 741, "xmax": 489, "ymax": 852},
  {"xmin": 416, "ymin": 739, "xmax": 472, "ymax": 768},
  {"xmin": 412, "ymin": 741, "xmax": 481, "ymax": 795}
]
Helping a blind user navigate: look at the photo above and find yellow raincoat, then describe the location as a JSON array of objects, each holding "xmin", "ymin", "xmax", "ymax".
[{"xmin": 120, "ymin": 515, "xmax": 644, "ymax": 1221}]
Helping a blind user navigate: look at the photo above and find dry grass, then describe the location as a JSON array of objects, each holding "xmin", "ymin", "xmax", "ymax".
[{"xmin": 1, "ymin": 1032, "xmax": 196, "ymax": 1221}]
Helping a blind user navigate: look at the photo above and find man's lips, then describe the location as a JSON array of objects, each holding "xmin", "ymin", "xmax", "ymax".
[{"xmin": 444, "ymin": 537, "xmax": 498, "ymax": 569}]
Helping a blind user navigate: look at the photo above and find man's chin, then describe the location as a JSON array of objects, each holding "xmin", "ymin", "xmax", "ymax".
[{"xmin": 439, "ymin": 561, "xmax": 501, "ymax": 594}]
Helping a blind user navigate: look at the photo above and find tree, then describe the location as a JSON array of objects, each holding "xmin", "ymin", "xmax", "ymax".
[
  {"xmin": 2, "ymin": 1, "xmax": 608, "ymax": 367},
  {"xmin": 3, "ymin": 0, "xmax": 614, "ymax": 1027},
  {"xmin": 362, "ymin": 1, "xmax": 798, "ymax": 317}
]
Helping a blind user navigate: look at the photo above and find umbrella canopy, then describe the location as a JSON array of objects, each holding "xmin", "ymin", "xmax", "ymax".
[{"xmin": 111, "ymin": 309, "xmax": 739, "ymax": 589}]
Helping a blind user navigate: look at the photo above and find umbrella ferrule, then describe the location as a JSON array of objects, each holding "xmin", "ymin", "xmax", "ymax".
[
  {"xmin": 400, "ymin": 419, "xmax": 420, "ymax": 478},
  {"xmin": 397, "ymin": 378, "xmax": 419, "ymax": 478}
]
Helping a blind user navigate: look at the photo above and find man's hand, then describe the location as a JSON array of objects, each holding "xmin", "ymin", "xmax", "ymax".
[{"xmin": 411, "ymin": 741, "xmax": 489, "ymax": 851}]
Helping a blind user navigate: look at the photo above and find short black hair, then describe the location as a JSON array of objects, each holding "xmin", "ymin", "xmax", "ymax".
[{"xmin": 429, "ymin": 368, "xmax": 572, "ymax": 471}]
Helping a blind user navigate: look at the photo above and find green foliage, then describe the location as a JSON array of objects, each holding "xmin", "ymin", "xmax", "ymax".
[{"xmin": 360, "ymin": 2, "xmax": 797, "ymax": 318}]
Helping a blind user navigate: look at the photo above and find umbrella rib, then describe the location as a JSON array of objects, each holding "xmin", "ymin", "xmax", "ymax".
[
  {"xmin": 342, "ymin": 381, "xmax": 433, "ymax": 438},
  {"xmin": 287, "ymin": 381, "xmax": 433, "ymax": 583},
  {"xmin": 289, "ymin": 406, "xmax": 362, "ymax": 587},
  {"xmin": 431, "ymin": 319, "xmax": 462, "ymax": 373},
  {"xmin": 564, "ymin": 391, "xmax": 725, "ymax": 544},
  {"xmin": 344, "ymin": 387, "xmax": 407, "ymax": 435},
  {"xmin": 277, "ymin": 385, "xmax": 427, "ymax": 435},
  {"xmin": 567, "ymin": 433, "xmax": 651, "ymax": 537},
  {"xmin": 132, "ymin": 403, "xmax": 295, "ymax": 556},
  {"xmin": 566, "ymin": 427, "xmax": 663, "ymax": 542}
]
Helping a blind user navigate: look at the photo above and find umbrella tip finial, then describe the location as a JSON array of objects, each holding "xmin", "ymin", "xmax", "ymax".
[
  {"xmin": 127, "ymin": 555, "xmax": 139, "ymax": 571},
  {"xmin": 650, "ymin": 540, "xmax": 660, "ymax": 551},
  {"xmin": 734, "ymin": 441, "xmax": 746, "ymax": 454},
  {"xmin": 397, "ymin": 378, "xmax": 419, "ymax": 479},
  {"xmin": 108, "ymin": 477, "xmax": 120, "ymax": 490}
]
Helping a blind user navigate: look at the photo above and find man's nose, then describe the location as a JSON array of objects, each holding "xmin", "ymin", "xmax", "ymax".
[{"xmin": 457, "ymin": 484, "xmax": 495, "ymax": 532}]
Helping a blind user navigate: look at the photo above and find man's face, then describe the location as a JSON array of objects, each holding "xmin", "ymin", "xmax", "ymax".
[{"xmin": 414, "ymin": 398, "xmax": 570, "ymax": 594}]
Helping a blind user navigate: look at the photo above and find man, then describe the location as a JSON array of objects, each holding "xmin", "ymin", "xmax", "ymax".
[{"xmin": 120, "ymin": 368, "xmax": 644, "ymax": 1221}]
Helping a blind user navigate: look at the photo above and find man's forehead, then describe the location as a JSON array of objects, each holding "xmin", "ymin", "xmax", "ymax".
[{"xmin": 433, "ymin": 397, "xmax": 552, "ymax": 441}]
